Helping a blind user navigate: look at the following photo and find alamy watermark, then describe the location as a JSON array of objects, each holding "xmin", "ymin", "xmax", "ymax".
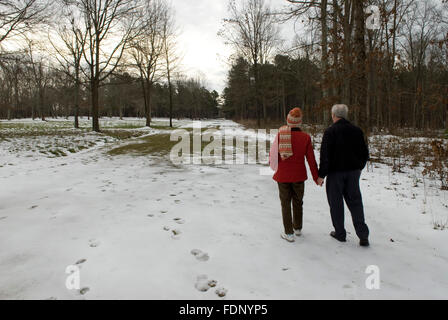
[
  {"xmin": 65, "ymin": 265, "xmax": 81, "ymax": 290},
  {"xmin": 169, "ymin": 121, "xmax": 277, "ymax": 176},
  {"xmin": 365, "ymin": 265, "xmax": 381, "ymax": 290},
  {"xmin": 366, "ymin": 5, "xmax": 381, "ymax": 30}
]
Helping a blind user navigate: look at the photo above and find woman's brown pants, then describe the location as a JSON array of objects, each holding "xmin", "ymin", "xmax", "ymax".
[{"xmin": 277, "ymin": 182, "xmax": 305, "ymax": 235}]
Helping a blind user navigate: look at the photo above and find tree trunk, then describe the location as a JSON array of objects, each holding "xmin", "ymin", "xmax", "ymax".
[
  {"xmin": 167, "ymin": 69, "xmax": 174, "ymax": 128},
  {"xmin": 332, "ymin": 0, "xmax": 340, "ymax": 99},
  {"xmin": 91, "ymin": 34, "xmax": 101, "ymax": 132},
  {"xmin": 254, "ymin": 62, "xmax": 261, "ymax": 127},
  {"xmin": 74, "ymin": 77, "xmax": 80, "ymax": 129},
  {"xmin": 91, "ymin": 79, "xmax": 100, "ymax": 132},
  {"xmin": 321, "ymin": 0, "xmax": 329, "ymax": 123},
  {"xmin": 388, "ymin": 0, "xmax": 398, "ymax": 129},
  {"xmin": 353, "ymin": 0, "xmax": 367, "ymax": 131},
  {"xmin": 140, "ymin": 77, "xmax": 148, "ymax": 126},
  {"xmin": 342, "ymin": 0, "xmax": 354, "ymax": 106},
  {"xmin": 145, "ymin": 80, "xmax": 152, "ymax": 127},
  {"xmin": 367, "ymin": 31, "xmax": 374, "ymax": 130},
  {"xmin": 39, "ymin": 87, "xmax": 45, "ymax": 121}
]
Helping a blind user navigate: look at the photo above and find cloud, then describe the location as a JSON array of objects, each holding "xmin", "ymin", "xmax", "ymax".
[
  {"xmin": 173, "ymin": 0, "xmax": 231, "ymax": 93},
  {"xmin": 172, "ymin": 0, "xmax": 295, "ymax": 94}
]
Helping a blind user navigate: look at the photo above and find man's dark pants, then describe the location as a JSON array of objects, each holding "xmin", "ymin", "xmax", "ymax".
[
  {"xmin": 278, "ymin": 182, "xmax": 305, "ymax": 235},
  {"xmin": 326, "ymin": 170, "xmax": 369, "ymax": 240}
]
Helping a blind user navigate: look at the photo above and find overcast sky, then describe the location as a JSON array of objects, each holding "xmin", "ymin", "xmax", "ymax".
[{"xmin": 172, "ymin": 0, "xmax": 296, "ymax": 94}]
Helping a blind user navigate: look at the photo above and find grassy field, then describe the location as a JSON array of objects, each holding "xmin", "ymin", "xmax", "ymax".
[
  {"xmin": 0, "ymin": 118, "xmax": 225, "ymax": 161},
  {"xmin": 0, "ymin": 118, "xmax": 175, "ymax": 159}
]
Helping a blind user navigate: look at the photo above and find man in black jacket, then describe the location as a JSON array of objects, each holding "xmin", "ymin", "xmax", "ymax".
[{"xmin": 317, "ymin": 104, "xmax": 370, "ymax": 247}]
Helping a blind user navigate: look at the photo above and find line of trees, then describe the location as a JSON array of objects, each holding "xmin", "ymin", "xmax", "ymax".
[
  {"xmin": 0, "ymin": 0, "xmax": 219, "ymax": 130},
  {"xmin": 221, "ymin": 0, "xmax": 448, "ymax": 132}
]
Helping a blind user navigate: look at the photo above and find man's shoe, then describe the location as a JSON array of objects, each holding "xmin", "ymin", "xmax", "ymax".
[
  {"xmin": 330, "ymin": 231, "xmax": 346, "ymax": 242},
  {"xmin": 360, "ymin": 239, "xmax": 370, "ymax": 247},
  {"xmin": 294, "ymin": 229, "xmax": 302, "ymax": 237},
  {"xmin": 281, "ymin": 233, "xmax": 295, "ymax": 243}
]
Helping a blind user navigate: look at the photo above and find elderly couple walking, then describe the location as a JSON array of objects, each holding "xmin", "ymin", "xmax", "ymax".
[{"xmin": 270, "ymin": 105, "xmax": 370, "ymax": 247}]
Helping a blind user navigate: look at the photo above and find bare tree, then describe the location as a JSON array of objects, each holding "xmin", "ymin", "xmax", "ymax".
[
  {"xmin": 220, "ymin": 0, "xmax": 280, "ymax": 126},
  {"xmin": 130, "ymin": 0, "xmax": 167, "ymax": 127},
  {"xmin": 50, "ymin": 2, "xmax": 87, "ymax": 128},
  {"xmin": 0, "ymin": 0, "xmax": 51, "ymax": 44},
  {"xmin": 24, "ymin": 37, "xmax": 50, "ymax": 121},
  {"xmin": 161, "ymin": 3, "xmax": 181, "ymax": 128},
  {"xmin": 352, "ymin": 0, "xmax": 367, "ymax": 130},
  {"xmin": 284, "ymin": 0, "xmax": 334, "ymax": 122},
  {"xmin": 67, "ymin": 0, "xmax": 141, "ymax": 132},
  {"xmin": 401, "ymin": 0, "xmax": 439, "ymax": 129},
  {"xmin": 442, "ymin": 0, "xmax": 448, "ymax": 130}
]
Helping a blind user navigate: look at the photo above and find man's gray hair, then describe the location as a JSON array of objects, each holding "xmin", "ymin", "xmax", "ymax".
[{"xmin": 332, "ymin": 104, "xmax": 349, "ymax": 119}]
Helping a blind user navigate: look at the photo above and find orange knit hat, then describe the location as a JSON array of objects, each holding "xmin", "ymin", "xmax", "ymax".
[{"xmin": 287, "ymin": 108, "xmax": 303, "ymax": 127}]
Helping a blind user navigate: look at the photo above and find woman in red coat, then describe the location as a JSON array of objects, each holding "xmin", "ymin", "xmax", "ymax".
[{"xmin": 270, "ymin": 108, "xmax": 319, "ymax": 243}]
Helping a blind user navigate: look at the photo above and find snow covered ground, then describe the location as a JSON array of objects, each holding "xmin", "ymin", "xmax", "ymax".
[{"xmin": 0, "ymin": 118, "xmax": 447, "ymax": 300}]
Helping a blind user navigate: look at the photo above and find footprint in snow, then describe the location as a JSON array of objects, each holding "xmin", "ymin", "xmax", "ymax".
[
  {"xmin": 174, "ymin": 217, "xmax": 185, "ymax": 224},
  {"xmin": 171, "ymin": 229, "xmax": 182, "ymax": 239},
  {"xmin": 194, "ymin": 275, "xmax": 218, "ymax": 292},
  {"xmin": 29, "ymin": 205, "xmax": 38, "ymax": 210},
  {"xmin": 75, "ymin": 259, "xmax": 87, "ymax": 265},
  {"xmin": 79, "ymin": 287, "xmax": 90, "ymax": 295},
  {"xmin": 191, "ymin": 249, "xmax": 209, "ymax": 262},
  {"xmin": 89, "ymin": 239, "xmax": 100, "ymax": 248},
  {"xmin": 0, "ymin": 216, "xmax": 7, "ymax": 221},
  {"xmin": 215, "ymin": 287, "xmax": 228, "ymax": 298}
]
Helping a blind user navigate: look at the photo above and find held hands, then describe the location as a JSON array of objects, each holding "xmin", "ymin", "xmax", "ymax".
[{"xmin": 317, "ymin": 177, "xmax": 325, "ymax": 187}]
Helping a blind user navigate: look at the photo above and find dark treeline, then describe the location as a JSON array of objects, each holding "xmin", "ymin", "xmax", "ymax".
[
  {"xmin": 221, "ymin": 0, "xmax": 448, "ymax": 132},
  {"xmin": 223, "ymin": 54, "xmax": 322, "ymax": 123},
  {"xmin": 0, "ymin": 58, "xmax": 219, "ymax": 120},
  {"xmin": 105, "ymin": 73, "xmax": 219, "ymax": 120}
]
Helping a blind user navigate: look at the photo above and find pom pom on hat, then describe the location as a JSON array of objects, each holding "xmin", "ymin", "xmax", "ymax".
[{"xmin": 287, "ymin": 108, "xmax": 303, "ymax": 128}]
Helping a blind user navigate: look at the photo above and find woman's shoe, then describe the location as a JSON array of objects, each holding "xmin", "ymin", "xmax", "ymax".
[
  {"xmin": 281, "ymin": 233, "xmax": 295, "ymax": 243},
  {"xmin": 294, "ymin": 229, "xmax": 302, "ymax": 237}
]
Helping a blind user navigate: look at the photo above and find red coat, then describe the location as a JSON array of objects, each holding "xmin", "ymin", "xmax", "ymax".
[{"xmin": 270, "ymin": 130, "xmax": 319, "ymax": 184}]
